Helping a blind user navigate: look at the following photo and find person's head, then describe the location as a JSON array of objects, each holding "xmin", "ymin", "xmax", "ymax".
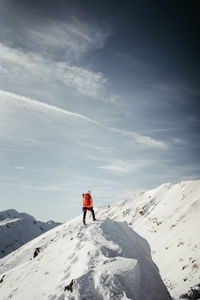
[{"xmin": 88, "ymin": 190, "xmax": 91, "ymax": 194}]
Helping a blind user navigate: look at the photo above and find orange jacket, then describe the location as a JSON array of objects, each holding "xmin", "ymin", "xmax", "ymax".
[{"xmin": 83, "ymin": 193, "xmax": 93, "ymax": 208}]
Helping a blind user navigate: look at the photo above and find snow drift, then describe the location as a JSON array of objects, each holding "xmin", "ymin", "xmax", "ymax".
[
  {"xmin": 0, "ymin": 209, "xmax": 61, "ymax": 259},
  {"xmin": 0, "ymin": 218, "xmax": 171, "ymax": 300}
]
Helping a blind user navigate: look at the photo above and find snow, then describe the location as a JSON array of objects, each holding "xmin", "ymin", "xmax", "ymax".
[
  {"xmin": 96, "ymin": 180, "xmax": 200, "ymax": 299},
  {"xmin": 0, "ymin": 180, "xmax": 199, "ymax": 299},
  {"xmin": 0, "ymin": 209, "xmax": 61, "ymax": 259},
  {"xmin": 0, "ymin": 218, "xmax": 171, "ymax": 300}
]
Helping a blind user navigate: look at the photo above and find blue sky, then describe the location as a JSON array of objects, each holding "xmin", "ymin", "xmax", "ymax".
[{"xmin": 0, "ymin": 0, "xmax": 199, "ymax": 222}]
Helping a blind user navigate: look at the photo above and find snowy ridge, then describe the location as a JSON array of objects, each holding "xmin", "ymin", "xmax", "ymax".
[
  {"xmin": 0, "ymin": 180, "xmax": 199, "ymax": 299},
  {"xmin": 0, "ymin": 209, "xmax": 61, "ymax": 259},
  {"xmin": 96, "ymin": 180, "xmax": 200, "ymax": 299},
  {"xmin": 0, "ymin": 218, "xmax": 171, "ymax": 300}
]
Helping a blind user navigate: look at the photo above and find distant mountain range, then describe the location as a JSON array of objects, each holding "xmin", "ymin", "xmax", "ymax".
[{"xmin": 0, "ymin": 209, "xmax": 61, "ymax": 259}]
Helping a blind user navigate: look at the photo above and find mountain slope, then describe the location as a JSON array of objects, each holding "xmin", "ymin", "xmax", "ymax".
[
  {"xmin": 96, "ymin": 180, "xmax": 200, "ymax": 299},
  {"xmin": 0, "ymin": 218, "xmax": 171, "ymax": 300},
  {"xmin": 0, "ymin": 209, "xmax": 61, "ymax": 258}
]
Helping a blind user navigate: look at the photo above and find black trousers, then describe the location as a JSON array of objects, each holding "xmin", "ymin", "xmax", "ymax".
[{"xmin": 83, "ymin": 207, "xmax": 95, "ymax": 221}]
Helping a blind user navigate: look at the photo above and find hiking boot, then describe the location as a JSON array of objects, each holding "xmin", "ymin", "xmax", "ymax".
[{"xmin": 83, "ymin": 220, "xmax": 86, "ymax": 225}]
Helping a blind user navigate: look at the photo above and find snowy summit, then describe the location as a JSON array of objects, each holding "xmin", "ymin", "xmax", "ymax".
[{"xmin": 0, "ymin": 218, "xmax": 171, "ymax": 300}]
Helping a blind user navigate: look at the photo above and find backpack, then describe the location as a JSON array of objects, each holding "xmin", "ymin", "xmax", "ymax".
[{"xmin": 84, "ymin": 193, "xmax": 91, "ymax": 207}]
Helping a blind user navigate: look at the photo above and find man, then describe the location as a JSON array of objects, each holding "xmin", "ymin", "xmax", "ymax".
[{"xmin": 82, "ymin": 190, "xmax": 96, "ymax": 225}]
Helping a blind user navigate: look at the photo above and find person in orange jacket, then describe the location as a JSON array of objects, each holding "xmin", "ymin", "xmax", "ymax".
[{"xmin": 82, "ymin": 191, "xmax": 96, "ymax": 225}]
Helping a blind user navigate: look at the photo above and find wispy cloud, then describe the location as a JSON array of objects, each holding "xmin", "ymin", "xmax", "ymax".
[
  {"xmin": 0, "ymin": 43, "xmax": 108, "ymax": 99},
  {"xmin": 78, "ymin": 142, "xmax": 113, "ymax": 153},
  {"xmin": 14, "ymin": 166, "xmax": 25, "ymax": 170},
  {"xmin": 21, "ymin": 184, "xmax": 69, "ymax": 192},
  {"xmin": 55, "ymin": 62, "xmax": 107, "ymax": 98},
  {"xmin": 0, "ymin": 134, "xmax": 46, "ymax": 145},
  {"xmin": 0, "ymin": 89, "xmax": 101, "ymax": 126},
  {"xmin": 99, "ymin": 159, "xmax": 154, "ymax": 174},
  {"xmin": 0, "ymin": 89, "xmax": 168, "ymax": 150},
  {"xmin": 26, "ymin": 19, "xmax": 110, "ymax": 59},
  {"xmin": 0, "ymin": 182, "xmax": 69, "ymax": 192},
  {"xmin": 172, "ymin": 138, "xmax": 183, "ymax": 144},
  {"xmin": 108, "ymin": 126, "xmax": 168, "ymax": 150},
  {"xmin": 131, "ymin": 132, "xmax": 168, "ymax": 149}
]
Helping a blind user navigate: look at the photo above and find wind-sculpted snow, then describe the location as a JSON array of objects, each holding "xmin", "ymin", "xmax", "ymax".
[{"xmin": 0, "ymin": 218, "xmax": 171, "ymax": 300}]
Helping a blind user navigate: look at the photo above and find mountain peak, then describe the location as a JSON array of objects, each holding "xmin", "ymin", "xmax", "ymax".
[
  {"xmin": 0, "ymin": 209, "xmax": 61, "ymax": 259},
  {"xmin": 0, "ymin": 209, "xmax": 35, "ymax": 221}
]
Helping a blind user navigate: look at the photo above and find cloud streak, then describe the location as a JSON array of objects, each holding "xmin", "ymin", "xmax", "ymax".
[
  {"xmin": 0, "ymin": 89, "xmax": 168, "ymax": 150},
  {"xmin": 0, "ymin": 89, "xmax": 101, "ymax": 126},
  {"xmin": 79, "ymin": 142, "xmax": 113, "ymax": 153},
  {"xmin": 99, "ymin": 159, "xmax": 154, "ymax": 174},
  {"xmin": 108, "ymin": 126, "xmax": 168, "ymax": 150}
]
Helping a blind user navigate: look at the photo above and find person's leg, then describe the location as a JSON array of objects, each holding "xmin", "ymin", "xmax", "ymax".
[
  {"xmin": 90, "ymin": 207, "xmax": 96, "ymax": 221},
  {"xmin": 83, "ymin": 207, "xmax": 87, "ymax": 224}
]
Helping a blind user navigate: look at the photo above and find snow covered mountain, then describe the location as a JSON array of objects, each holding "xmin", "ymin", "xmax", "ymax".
[
  {"xmin": 0, "ymin": 218, "xmax": 171, "ymax": 300},
  {"xmin": 96, "ymin": 180, "xmax": 200, "ymax": 299},
  {"xmin": 0, "ymin": 209, "xmax": 61, "ymax": 259},
  {"xmin": 0, "ymin": 180, "xmax": 199, "ymax": 299}
]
